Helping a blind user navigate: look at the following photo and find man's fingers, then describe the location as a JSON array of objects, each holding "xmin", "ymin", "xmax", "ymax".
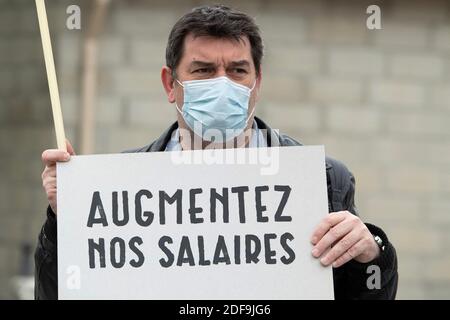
[
  {"xmin": 43, "ymin": 176, "xmax": 57, "ymax": 189},
  {"xmin": 311, "ymin": 212, "xmax": 347, "ymax": 245},
  {"xmin": 66, "ymin": 139, "xmax": 76, "ymax": 156},
  {"xmin": 311, "ymin": 217, "xmax": 354, "ymax": 258},
  {"xmin": 319, "ymin": 229, "xmax": 361, "ymax": 266},
  {"xmin": 42, "ymin": 170, "xmax": 56, "ymax": 185},
  {"xmin": 47, "ymin": 169, "xmax": 56, "ymax": 178},
  {"xmin": 332, "ymin": 238, "xmax": 366, "ymax": 268},
  {"xmin": 47, "ymin": 187, "xmax": 57, "ymax": 197},
  {"xmin": 41, "ymin": 149, "xmax": 71, "ymax": 166},
  {"xmin": 40, "ymin": 144, "xmax": 72, "ymax": 217},
  {"xmin": 42, "ymin": 166, "xmax": 56, "ymax": 179}
]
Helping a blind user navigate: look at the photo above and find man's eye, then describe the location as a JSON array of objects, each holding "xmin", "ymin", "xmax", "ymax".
[
  {"xmin": 193, "ymin": 68, "xmax": 210, "ymax": 73},
  {"xmin": 233, "ymin": 68, "xmax": 248, "ymax": 74}
]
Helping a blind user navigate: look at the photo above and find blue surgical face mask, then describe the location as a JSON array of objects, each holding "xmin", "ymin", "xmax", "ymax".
[{"xmin": 175, "ymin": 76, "xmax": 256, "ymax": 143}]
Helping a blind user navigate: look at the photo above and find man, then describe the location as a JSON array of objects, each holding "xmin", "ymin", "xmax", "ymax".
[{"xmin": 36, "ymin": 5, "xmax": 398, "ymax": 299}]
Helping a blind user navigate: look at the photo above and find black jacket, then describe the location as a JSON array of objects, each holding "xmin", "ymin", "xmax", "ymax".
[{"xmin": 34, "ymin": 117, "xmax": 398, "ymax": 300}]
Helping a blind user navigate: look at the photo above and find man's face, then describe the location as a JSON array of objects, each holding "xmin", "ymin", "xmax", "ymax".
[{"xmin": 169, "ymin": 33, "xmax": 261, "ymax": 134}]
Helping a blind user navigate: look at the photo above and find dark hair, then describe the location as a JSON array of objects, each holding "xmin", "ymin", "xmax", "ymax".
[{"xmin": 165, "ymin": 5, "xmax": 264, "ymax": 77}]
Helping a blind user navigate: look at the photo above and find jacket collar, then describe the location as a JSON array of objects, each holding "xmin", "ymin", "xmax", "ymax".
[
  {"xmin": 144, "ymin": 116, "xmax": 331, "ymax": 170},
  {"xmin": 148, "ymin": 116, "xmax": 279, "ymax": 152}
]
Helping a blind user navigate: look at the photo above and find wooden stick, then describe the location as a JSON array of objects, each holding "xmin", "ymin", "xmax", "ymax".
[{"xmin": 35, "ymin": 0, "xmax": 67, "ymax": 152}]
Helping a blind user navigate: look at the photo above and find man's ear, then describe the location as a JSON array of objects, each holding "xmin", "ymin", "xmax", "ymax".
[{"xmin": 161, "ymin": 66, "xmax": 176, "ymax": 103}]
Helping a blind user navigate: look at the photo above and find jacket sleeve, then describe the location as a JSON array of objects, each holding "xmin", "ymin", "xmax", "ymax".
[
  {"xmin": 34, "ymin": 206, "xmax": 58, "ymax": 300},
  {"xmin": 332, "ymin": 170, "xmax": 399, "ymax": 300}
]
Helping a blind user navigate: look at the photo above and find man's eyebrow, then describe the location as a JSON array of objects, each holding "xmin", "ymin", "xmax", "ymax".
[
  {"xmin": 189, "ymin": 61, "xmax": 216, "ymax": 68},
  {"xmin": 228, "ymin": 60, "xmax": 251, "ymax": 68}
]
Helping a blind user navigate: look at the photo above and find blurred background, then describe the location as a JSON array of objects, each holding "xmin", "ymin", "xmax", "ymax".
[{"xmin": 0, "ymin": 0, "xmax": 449, "ymax": 299}]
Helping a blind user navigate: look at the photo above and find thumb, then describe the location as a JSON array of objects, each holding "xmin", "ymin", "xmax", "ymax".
[{"xmin": 66, "ymin": 139, "xmax": 76, "ymax": 156}]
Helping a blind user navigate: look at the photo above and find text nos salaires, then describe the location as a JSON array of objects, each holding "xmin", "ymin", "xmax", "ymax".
[{"xmin": 86, "ymin": 185, "xmax": 296, "ymax": 269}]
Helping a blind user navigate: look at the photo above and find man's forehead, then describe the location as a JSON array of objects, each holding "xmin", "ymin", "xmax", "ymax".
[{"xmin": 182, "ymin": 33, "xmax": 252, "ymax": 62}]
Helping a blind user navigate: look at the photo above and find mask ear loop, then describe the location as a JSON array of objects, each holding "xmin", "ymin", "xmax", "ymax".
[
  {"xmin": 175, "ymin": 79, "xmax": 184, "ymax": 88},
  {"xmin": 174, "ymin": 79, "xmax": 184, "ymax": 114},
  {"xmin": 245, "ymin": 79, "xmax": 258, "ymax": 124},
  {"xmin": 249, "ymin": 79, "xmax": 257, "ymax": 92},
  {"xmin": 246, "ymin": 106, "xmax": 256, "ymax": 124}
]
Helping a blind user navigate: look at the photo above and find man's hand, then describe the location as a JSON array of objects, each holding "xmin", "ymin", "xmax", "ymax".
[
  {"xmin": 310, "ymin": 211, "xmax": 380, "ymax": 268},
  {"xmin": 41, "ymin": 140, "xmax": 75, "ymax": 215}
]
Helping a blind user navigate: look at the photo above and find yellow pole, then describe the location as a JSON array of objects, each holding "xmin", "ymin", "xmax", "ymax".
[{"xmin": 35, "ymin": 0, "xmax": 67, "ymax": 151}]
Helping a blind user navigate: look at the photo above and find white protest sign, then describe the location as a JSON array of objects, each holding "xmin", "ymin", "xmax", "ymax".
[{"xmin": 57, "ymin": 146, "xmax": 333, "ymax": 299}]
